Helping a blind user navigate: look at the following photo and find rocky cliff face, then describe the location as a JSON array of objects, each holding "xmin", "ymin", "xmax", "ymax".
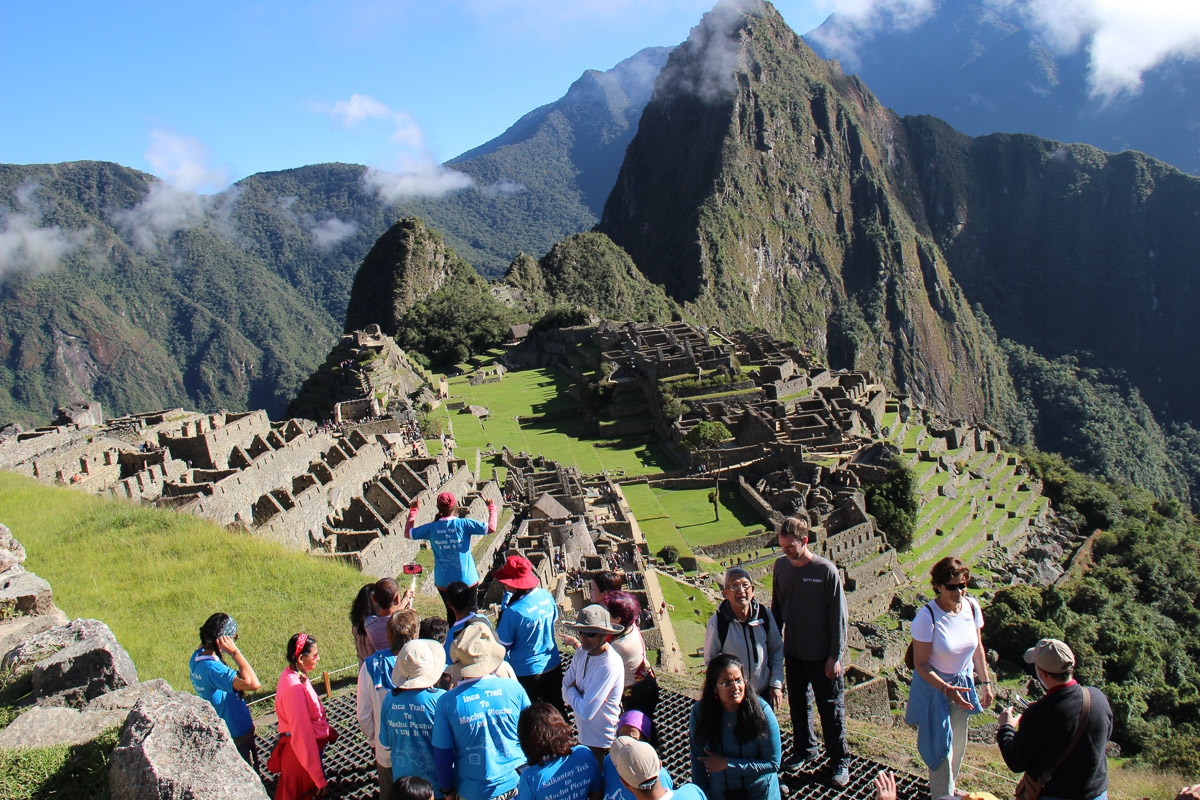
[
  {"xmin": 599, "ymin": 0, "xmax": 1017, "ymax": 423},
  {"xmin": 343, "ymin": 217, "xmax": 473, "ymax": 336}
]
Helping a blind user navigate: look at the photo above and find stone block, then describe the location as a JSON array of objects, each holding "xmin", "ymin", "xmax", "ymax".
[
  {"xmin": 0, "ymin": 704, "xmax": 128, "ymax": 749},
  {"xmin": 0, "ymin": 522, "xmax": 26, "ymax": 574},
  {"xmin": 84, "ymin": 678, "xmax": 173, "ymax": 714},
  {"xmin": 0, "ymin": 568, "xmax": 54, "ymax": 619},
  {"xmin": 0, "ymin": 607, "xmax": 70, "ymax": 659},
  {"xmin": 2, "ymin": 618, "xmax": 115, "ymax": 677},
  {"xmin": 32, "ymin": 634, "xmax": 139, "ymax": 707},
  {"xmin": 109, "ymin": 690, "xmax": 270, "ymax": 800}
]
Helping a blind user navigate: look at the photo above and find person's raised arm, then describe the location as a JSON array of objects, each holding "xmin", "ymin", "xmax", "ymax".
[
  {"xmin": 404, "ymin": 501, "xmax": 419, "ymax": 539},
  {"xmin": 218, "ymin": 636, "xmax": 260, "ymax": 692},
  {"xmin": 486, "ymin": 499, "xmax": 498, "ymax": 533}
]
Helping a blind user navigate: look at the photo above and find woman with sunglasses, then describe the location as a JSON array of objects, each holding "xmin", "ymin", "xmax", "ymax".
[
  {"xmin": 905, "ymin": 557, "xmax": 993, "ymax": 800},
  {"xmin": 271, "ymin": 633, "xmax": 338, "ymax": 800},
  {"xmin": 688, "ymin": 653, "xmax": 781, "ymax": 800}
]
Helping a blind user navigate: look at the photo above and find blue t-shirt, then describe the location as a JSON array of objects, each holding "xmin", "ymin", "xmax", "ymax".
[
  {"xmin": 432, "ymin": 675, "xmax": 530, "ymax": 800},
  {"xmin": 601, "ymin": 755, "xmax": 673, "ymax": 800},
  {"xmin": 189, "ymin": 649, "xmax": 253, "ymax": 738},
  {"xmin": 496, "ymin": 587, "xmax": 561, "ymax": 677},
  {"xmin": 379, "ymin": 686, "xmax": 445, "ymax": 794},
  {"xmin": 517, "ymin": 744, "xmax": 602, "ymax": 800},
  {"xmin": 410, "ymin": 516, "xmax": 486, "ymax": 587},
  {"xmin": 669, "ymin": 787, "xmax": 708, "ymax": 800}
]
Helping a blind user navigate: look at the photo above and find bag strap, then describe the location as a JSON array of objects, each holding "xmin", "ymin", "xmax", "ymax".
[{"xmin": 1041, "ymin": 686, "xmax": 1092, "ymax": 782}]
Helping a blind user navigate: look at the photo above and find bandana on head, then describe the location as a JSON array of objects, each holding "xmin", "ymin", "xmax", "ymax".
[
  {"xmin": 294, "ymin": 633, "xmax": 309, "ymax": 661},
  {"xmin": 218, "ymin": 616, "xmax": 238, "ymax": 640}
]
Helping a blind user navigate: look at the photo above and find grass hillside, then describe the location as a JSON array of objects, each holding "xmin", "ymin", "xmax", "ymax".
[{"xmin": 0, "ymin": 472, "xmax": 368, "ymax": 694}]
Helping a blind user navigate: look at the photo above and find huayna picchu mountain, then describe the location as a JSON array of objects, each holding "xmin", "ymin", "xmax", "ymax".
[{"xmin": 598, "ymin": 0, "xmax": 1200, "ymax": 505}]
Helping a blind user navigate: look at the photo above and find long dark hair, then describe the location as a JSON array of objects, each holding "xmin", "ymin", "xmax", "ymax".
[
  {"xmin": 350, "ymin": 583, "xmax": 375, "ymax": 636},
  {"xmin": 698, "ymin": 653, "xmax": 768, "ymax": 751},
  {"xmin": 199, "ymin": 613, "xmax": 231, "ymax": 663}
]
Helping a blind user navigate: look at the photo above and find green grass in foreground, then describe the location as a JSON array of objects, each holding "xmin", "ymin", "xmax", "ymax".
[
  {"xmin": 0, "ymin": 727, "xmax": 116, "ymax": 800},
  {"xmin": 431, "ymin": 368, "xmax": 674, "ymax": 480},
  {"xmin": 0, "ymin": 472, "xmax": 368, "ymax": 695}
]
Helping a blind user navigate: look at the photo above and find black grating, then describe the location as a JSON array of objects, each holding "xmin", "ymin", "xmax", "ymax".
[{"xmin": 256, "ymin": 684, "xmax": 931, "ymax": 800}]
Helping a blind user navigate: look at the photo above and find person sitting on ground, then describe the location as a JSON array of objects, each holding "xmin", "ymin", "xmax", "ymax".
[
  {"xmin": 365, "ymin": 578, "xmax": 415, "ymax": 652},
  {"xmin": 392, "ymin": 776, "xmax": 435, "ymax": 800},
  {"xmin": 433, "ymin": 624, "xmax": 531, "ymax": 800},
  {"xmin": 358, "ymin": 609, "xmax": 420, "ymax": 800},
  {"xmin": 494, "ymin": 554, "xmax": 566, "ymax": 715},
  {"xmin": 703, "ymin": 567, "xmax": 784, "ymax": 710},
  {"xmin": 610, "ymin": 736, "xmax": 706, "ymax": 800},
  {"xmin": 379, "ymin": 640, "xmax": 447, "ymax": 796},
  {"xmin": 562, "ymin": 604, "xmax": 626, "ymax": 761},
  {"xmin": 689, "ymin": 652, "xmax": 781, "ymax": 800},
  {"xmin": 601, "ymin": 711, "xmax": 674, "ymax": 800},
  {"xmin": 996, "ymin": 638, "xmax": 1113, "ymax": 800},
  {"xmin": 405, "ymin": 490, "xmax": 498, "ymax": 623},
  {"xmin": 515, "ymin": 702, "xmax": 603, "ymax": 800},
  {"xmin": 189, "ymin": 613, "xmax": 261, "ymax": 768},
  {"xmin": 605, "ymin": 591, "xmax": 658, "ymax": 717},
  {"xmin": 351, "ymin": 583, "xmax": 379, "ymax": 663}
]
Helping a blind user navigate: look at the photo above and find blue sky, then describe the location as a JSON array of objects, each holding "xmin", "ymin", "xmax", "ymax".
[
  {"xmin": 4, "ymin": 1, "xmax": 1196, "ymax": 193},
  {"xmin": 0, "ymin": 1, "xmax": 831, "ymax": 190}
]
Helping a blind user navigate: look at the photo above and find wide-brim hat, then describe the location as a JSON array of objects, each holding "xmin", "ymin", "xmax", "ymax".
[
  {"xmin": 495, "ymin": 554, "xmax": 539, "ymax": 590},
  {"xmin": 1024, "ymin": 638, "xmax": 1075, "ymax": 673},
  {"xmin": 437, "ymin": 491, "xmax": 456, "ymax": 511},
  {"xmin": 449, "ymin": 623, "xmax": 506, "ymax": 680},
  {"xmin": 393, "ymin": 639, "xmax": 446, "ymax": 690},
  {"xmin": 565, "ymin": 603, "xmax": 623, "ymax": 634}
]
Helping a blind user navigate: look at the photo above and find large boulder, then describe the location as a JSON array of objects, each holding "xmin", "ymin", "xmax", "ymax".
[
  {"xmin": 0, "ymin": 705, "xmax": 127, "ymax": 749},
  {"xmin": 31, "ymin": 633, "xmax": 139, "ymax": 707},
  {"xmin": 0, "ymin": 568, "xmax": 54, "ymax": 618},
  {"xmin": 2, "ymin": 618, "xmax": 114, "ymax": 677},
  {"xmin": 0, "ymin": 608, "xmax": 69, "ymax": 659},
  {"xmin": 109, "ymin": 690, "xmax": 270, "ymax": 800}
]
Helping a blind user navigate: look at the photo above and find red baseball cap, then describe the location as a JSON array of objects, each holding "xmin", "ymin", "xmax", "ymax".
[
  {"xmin": 436, "ymin": 491, "xmax": 456, "ymax": 511},
  {"xmin": 495, "ymin": 555, "xmax": 539, "ymax": 590}
]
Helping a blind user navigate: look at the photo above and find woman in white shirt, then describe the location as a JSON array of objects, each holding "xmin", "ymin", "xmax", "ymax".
[{"xmin": 907, "ymin": 557, "xmax": 995, "ymax": 800}]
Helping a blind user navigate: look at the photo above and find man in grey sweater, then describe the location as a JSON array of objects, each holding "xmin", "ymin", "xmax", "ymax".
[{"xmin": 771, "ymin": 513, "xmax": 850, "ymax": 786}]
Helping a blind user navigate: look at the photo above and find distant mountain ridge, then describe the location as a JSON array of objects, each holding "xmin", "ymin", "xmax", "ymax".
[{"xmin": 804, "ymin": 0, "xmax": 1200, "ymax": 175}]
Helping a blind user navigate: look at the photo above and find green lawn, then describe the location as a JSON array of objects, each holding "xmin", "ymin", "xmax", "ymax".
[
  {"xmin": 621, "ymin": 481, "xmax": 764, "ymax": 559},
  {"xmin": 430, "ymin": 368, "xmax": 674, "ymax": 480},
  {"xmin": 658, "ymin": 575, "xmax": 716, "ymax": 677},
  {"xmin": 0, "ymin": 472, "xmax": 370, "ymax": 696}
]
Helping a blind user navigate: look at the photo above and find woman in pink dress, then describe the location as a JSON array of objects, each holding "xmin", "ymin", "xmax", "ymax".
[{"xmin": 271, "ymin": 633, "xmax": 337, "ymax": 800}]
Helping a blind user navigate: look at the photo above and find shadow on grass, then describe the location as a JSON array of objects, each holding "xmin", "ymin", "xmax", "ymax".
[{"xmin": 0, "ymin": 728, "xmax": 118, "ymax": 800}]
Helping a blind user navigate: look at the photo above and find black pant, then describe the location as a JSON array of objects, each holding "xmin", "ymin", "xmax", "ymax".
[
  {"xmin": 517, "ymin": 663, "xmax": 566, "ymax": 718},
  {"xmin": 784, "ymin": 655, "xmax": 848, "ymax": 765}
]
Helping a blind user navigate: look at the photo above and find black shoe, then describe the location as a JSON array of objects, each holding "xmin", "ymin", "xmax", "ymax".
[
  {"xmin": 782, "ymin": 751, "xmax": 819, "ymax": 770},
  {"xmin": 830, "ymin": 762, "xmax": 851, "ymax": 787}
]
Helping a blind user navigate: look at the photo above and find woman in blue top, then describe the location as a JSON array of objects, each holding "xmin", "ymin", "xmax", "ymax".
[
  {"xmin": 689, "ymin": 653, "xmax": 781, "ymax": 800},
  {"xmin": 516, "ymin": 703, "xmax": 603, "ymax": 800},
  {"xmin": 188, "ymin": 613, "xmax": 261, "ymax": 768}
]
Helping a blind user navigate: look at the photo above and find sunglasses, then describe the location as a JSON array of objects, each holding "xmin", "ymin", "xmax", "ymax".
[
  {"xmin": 579, "ymin": 631, "xmax": 605, "ymax": 639},
  {"xmin": 943, "ymin": 583, "xmax": 968, "ymax": 592}
]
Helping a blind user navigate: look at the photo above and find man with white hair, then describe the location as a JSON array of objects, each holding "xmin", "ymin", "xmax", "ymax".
[
  {"xmin": 997, "ymin": 638, "xmax": 1113, "ymax": 800},
  {"xmin": 703, "ymin": 566, "xmax": 784, "ymax": 708}
]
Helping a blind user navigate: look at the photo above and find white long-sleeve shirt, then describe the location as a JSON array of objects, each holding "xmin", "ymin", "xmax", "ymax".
[
  {"xmin": 561, "ymin": 645, "xmax": 624, "ymax": 748},
  {"xmin": 356, "ymin": 650, "xmax": 395, "ymax": 767}
]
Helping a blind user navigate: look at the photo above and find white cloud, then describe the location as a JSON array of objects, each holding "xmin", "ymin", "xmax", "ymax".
[
  {"xmin": 309, "ymin": 216, "xmax": 358, "ymax": 250},
  {"xmin": 363, "ymin": 162, "xmax": 474, "ymax": 202},
  {"xmin": 481, "ymin": 181, "xmax": 526, "ymax": 196},
  {"xmin": 1011, "ymin": 0, "xmax": 1200, "ymax": 98},
  {"xmin": 145, "ymin": 128, "xmax": 233, "ymax": 194},
  {"xmin": 314, "ymin": 93, "xmax": 476, "ymax": 200},
  {"xmin": 0, "ymin": 185, "xmax": 91, "ymax": 277},
  {"xmin": 808, "ymin": 0, "xmax": 1200, "ymax": 99},
  {"xmin": 112, "ymin": 183, "xmax": 209, "ymax": 251}
]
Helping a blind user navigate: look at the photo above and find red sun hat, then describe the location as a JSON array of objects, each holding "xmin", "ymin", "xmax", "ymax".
[
  {"xmin": 494, "ymin": 554, "xmax": 539, "ymax": 589},
  {"xmin": 436, "ymin": 491, "xmax": 456, "ymax": 511}
]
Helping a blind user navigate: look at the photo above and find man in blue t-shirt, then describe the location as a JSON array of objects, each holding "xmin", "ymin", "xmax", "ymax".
[
  {"xmin": 610, "ymin": 736, "xmax": 706, "ymax": 800},
  {"xmin": 379, "ymin": 639, "xmax": 447, "ymax": 796},
  {"xmin": 189, "ymin": 613, "xmax": 261, "ymax": 768},
  {"xmin": 405, "ymin": 490, "xmax": 498, "ymax": 622},
  {"xmin": 433, "ymin": 624, "xmax": 530, "ymax": 800},
  {"xmin": 494, "ymin": 554, "xmax": 565, "ymax": 716}
]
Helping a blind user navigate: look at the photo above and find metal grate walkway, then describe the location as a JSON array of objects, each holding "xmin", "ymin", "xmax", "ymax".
[{"xmin": 256, "ymin": 683, "xmax": 931, "ymax": 800}]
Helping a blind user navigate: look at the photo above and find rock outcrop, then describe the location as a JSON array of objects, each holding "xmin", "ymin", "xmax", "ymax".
[
  {"xmin": 31, "ymin": 629, "xmax": 139, "ymax": 707},
  {"xmin": 108, "ymin": 690, "xmax": 270, "ymax": 800}
]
